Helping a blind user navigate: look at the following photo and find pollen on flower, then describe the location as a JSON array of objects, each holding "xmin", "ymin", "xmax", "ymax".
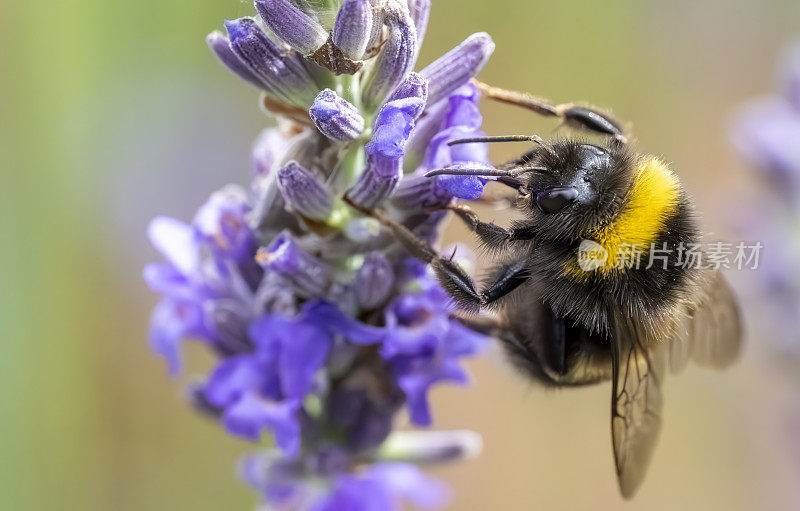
[{"xmin": 254, "ymin": 247, "xmax": 274, "ymax": 266}]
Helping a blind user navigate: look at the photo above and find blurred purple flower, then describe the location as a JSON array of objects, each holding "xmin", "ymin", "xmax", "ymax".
[
  {"xmin": 315, "ymin": 463, "xmax": 449, "ymax": 511},
  {"xmin": 731, "ymin": 40, "xmax": 800, "ymax": 204}
]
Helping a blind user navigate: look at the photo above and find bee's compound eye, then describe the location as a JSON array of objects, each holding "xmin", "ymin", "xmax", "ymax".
[{"xmin": 535, "ymin": 187, "xmax": 579, "ymax": 214}]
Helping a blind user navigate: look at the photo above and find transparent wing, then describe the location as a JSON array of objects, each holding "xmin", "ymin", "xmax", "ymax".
[
  {"xmin": 669, "ymin": 271, "xmax": 742, "ymax": 373},
  {"xmin": 610, "ymin": 314, "xmax": 666, "ymax": 499}
]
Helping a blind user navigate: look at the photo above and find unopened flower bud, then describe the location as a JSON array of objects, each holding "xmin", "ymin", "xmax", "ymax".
[
  {"xmin": 255, "ymin": 0, "xmax": 329, "ymax": 55},
  {"xmin": 224, "ymin": 17, "xmax": 318, "ymax": 107},
  {"xmin": 361, "ymin": 3, "xmax": 417, "ymax": 110},
  {"xmin": 257, "ymin": 231, "xmax": 332, "ymax": 297},
  {"xmin": 407, "ymin": 0, "xmax": 430, "ymax": 54},
  {"xmin": 277, "ymin": 161, "xmax": 334, "ymax": 221},
  {"xmin": 385, "ymin": 72, "xmax": 428, "ymax": 106},
  {"xmin": 356, "ymin": 252, "xmax": 394, "ymax": 308},
  {"xmin": 332, "ymin": 0, "xmax": 374, "ymax": 60},
  {"xmin": 206, "ymin": 31, "xmax": 265, "ymax": 89},
  {"xmin": 420, "ymin": 32, "xmax": 495, "ymax": 106},
  {"xmin": 309, "ymin": 89, "xmax": 365, "ymax": 142}
]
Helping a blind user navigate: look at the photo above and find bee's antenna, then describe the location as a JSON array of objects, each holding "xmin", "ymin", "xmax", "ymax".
[
  {"xmin": 447, "ymin": 134, "xmax": 558, "ymax": 159},
  {"xmin": 447, "ymin": 134, "xmax": 545, "ymax": 146},
  {"xmin": 425, "ymin": 166, "xmax": 514, "ymax": 178},
  {"xmin": 424, "ymin": 165, "xmax": 547, "ymax": 178}
]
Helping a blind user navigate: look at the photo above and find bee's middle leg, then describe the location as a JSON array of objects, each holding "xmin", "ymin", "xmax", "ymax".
[{"xmin": 480, "ymin": 259, "xmax": 531, "ymax": 308}]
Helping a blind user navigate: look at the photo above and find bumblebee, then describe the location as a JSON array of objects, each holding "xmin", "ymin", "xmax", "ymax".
[{"xmin": 346, "ymin": 80, "xmax": 742, "ymax": 498}]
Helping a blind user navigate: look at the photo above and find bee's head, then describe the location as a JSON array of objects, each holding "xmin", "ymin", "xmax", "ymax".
[{"xmin": 519, "ymin": 139, "xmax": 635, "ymax": 241}]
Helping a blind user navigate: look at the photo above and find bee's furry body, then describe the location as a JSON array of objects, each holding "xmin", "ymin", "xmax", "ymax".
[
  {"xmin": 494, "ymin": 140, "xmax": 707, "ymax": 386},
  {"xmin": 360, "ymin": 90, "xmax": 742, "ymax": 498}
]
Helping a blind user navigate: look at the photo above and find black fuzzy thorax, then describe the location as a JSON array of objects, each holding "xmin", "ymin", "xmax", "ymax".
[{"xmin": 503, "ymin": 139, "xmax": 701, "ymax": 337}]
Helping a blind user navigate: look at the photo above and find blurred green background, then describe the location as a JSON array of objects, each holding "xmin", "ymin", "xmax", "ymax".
[{"xmin": 3, "ymin": 0, "xmax": 800, "ymax": 509}]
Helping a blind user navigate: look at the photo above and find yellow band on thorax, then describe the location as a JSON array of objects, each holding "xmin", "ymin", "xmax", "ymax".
[{"xmin": 566, "ymin": 156, "xmax": 680, "ymax": 279}]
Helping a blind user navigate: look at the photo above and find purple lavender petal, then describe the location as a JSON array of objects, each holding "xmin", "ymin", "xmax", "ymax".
[
  {"xmin": 315, "ymin": 475, "xmax": 394, "ymax": 511},
  {"xmin": 301, "ymin": 301, "xmax": 385, "ymax": 344},
  {"xmin": 206, "ymin": 31, "xmax": 267, "ymax": 89},
  {"xmin": 332, "ymin": 0, "xmax": 374, "ymax": 60},
  {"xmin": 420, "ymin": 32, "xmax": 495, "ymax": 106},
  {"xmin": 239, "ymin": 452, "xmax": 307, "ymax": 506},
  {"xmin": 276, "ymin": 321, "xmax": 331, "ymax": 398},
  {"xmin": 148, "ymin": 298, "xmax": 204, "ymax": 376},
  {"xmin": 731, "ymin": 98, "xmax": 800, "ymax": 195},
  {"xmin": 436, "ymin": 173, "xmax": 487, "ymax": 201},
  {"xmin": 399, "ymin": 361, "xmax": 469, "ymax": 426},
  {"xmin": 255, "ymin": 0, "xmax": 329, "ymax": 55},
  {"xmin": 147, "ymin": 216, "xmax": 200, "ymax": 275},
  {"xmin": 356, "ymin": 252, "xmax": 395, "ymax": 308},
  {"xmin": 309, "ymin": 89, "xmax": 366, "ymax": 142},
  {"xmin": 204, "ymin": 355, "xmax": 262, "ymax": 408},
  {"xmin": 193, "ymin": 185, "xmax": 255, "ymax": 261},
  {"xmin": 366, "ymin": 463, "xmax": 450, "ymax": 509},
  {"xmin": 361, "ymin": 4, "xmax": 418, "ymax": 109},
  {"xmin": 345, "ymin": 94, "xmax": 427, "ymax": 208},
  {"xmin": 142, "ymin": 262, "xmax": 193, "ymax": 300},
  {"xmin": 251, "ymin": 128, "xmax": 288, "ymax": 179},
  {"xmin": 380, "ymin": 285, "xmax": 489, "ymax": 425},
  {"xmin": 277, "ymin": 161, "xmax": 334, "ymax": 220},
  {"xmin": 224, "ymin": 392, "xmax": 301, "ymax": 453},
  {"xmin": 370, "ymin": 104, "xmax": 422, "ymax": 157}
]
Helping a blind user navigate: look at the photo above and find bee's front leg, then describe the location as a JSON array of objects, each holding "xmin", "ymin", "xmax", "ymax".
[
  {"xmin": 344, "ymin": 198, "xmax": 483, "ymax": 311},
  {"xmin": 447, "ymin": 204, "xmax": 537, "ymax": 250}
]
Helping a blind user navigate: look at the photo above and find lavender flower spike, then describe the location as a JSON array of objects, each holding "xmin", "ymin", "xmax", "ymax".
[
  {"xmin": 149, "ymin": 0, "xmax": 500, "ymax": 507},
  {"xmin": 309, "ymin": 89, "xmax": 366, "ymax": 142},
  {"xmin": 361, "ymin": 2, "xmax": 418, "ymax": 110},
  {"xmin": 277, "ymin": 161, "xmax": 334, "ymax": 221},
  {"xmin": 420, "ymin": 32, "xmax": 495, "ymax": 106},
  {"xmin": 255, "ymin": 0, "xmax": 329, "ymax": 55},
  {"xmin": 332, "ymin": 0, "xmax": 374, "ymax": 60}
]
